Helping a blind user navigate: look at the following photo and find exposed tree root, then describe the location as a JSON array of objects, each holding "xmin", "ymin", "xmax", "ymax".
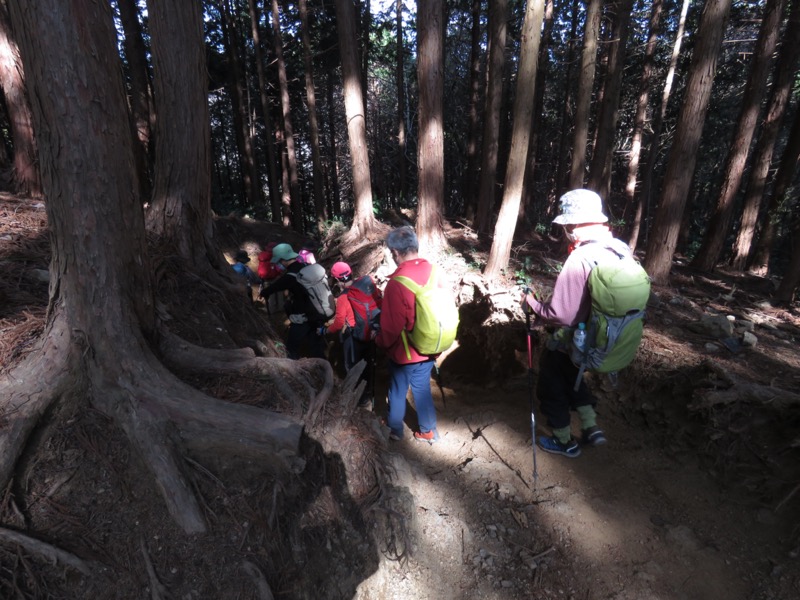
[
  {"xmin": 242, "ymin": 560, "xmax": 275, "ymax": 600},
  {"xmin": 140, "ymin": 537, "xmax": 172, "ymax": 600},
  {"xmin": 0, "ymin": 526, "xmax": 92, "ymax": 575}
]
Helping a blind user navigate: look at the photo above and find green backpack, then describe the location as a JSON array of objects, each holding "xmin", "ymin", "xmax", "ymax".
[
  {"xmin": 571, "ymin": 241, "xmax": 651, "ymax": 389},
  {"xmin": 394, "ymin": 264, "xmax": 459, "ymax": 358}
]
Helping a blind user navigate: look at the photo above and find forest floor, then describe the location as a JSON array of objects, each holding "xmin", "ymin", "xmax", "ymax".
[{"xmin": 1, "ymin": 195, "xmax": 800, "ymax": 599}]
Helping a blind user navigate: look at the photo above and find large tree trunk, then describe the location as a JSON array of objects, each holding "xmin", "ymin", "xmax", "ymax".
[
  {"xmin": 416, "ymin": 0, "xmax": 447, "ymax": 253},
  {"xmin": 748, "ymin": 104, "xmax": 800, "ymax": 275},
  {"xmin": 623, "ymin": 0, "xmax": 664, "ymax": 246},
  {"xmin": 299, "ymin": 0, "xmax": 327, "ymax": 234},
  {"xmin": 270, "ymin": 0, "xmax": 303, "ymax": 232},
  {"xmin": 567, "ymin": 0, "xmax": 601, "ymax": 190},
  {"xmin": 117, "ymin": 0, "xmax": 153, "ymax": 203},
  {"xmin": 645, "ymin": 0, "xmax": 733, "ymax": 285},
  {"xmin": 484, "ymin": 0, "xmax": 545, "ymax": 280},
  {"xmin": 475, "ymin": 0, "xmax": 509, "ymax": 235},
  {"xmin": 731, "ymin": 0, "xmax": 800, "ymax": 271},
  {"xmin": 634, "ymin": 0, "xmax": 690, "ymax": 251},
  {"xmin": 247, "ymin": 0, "xmax": 282, "ymax": 221},
  {"xmin": 326, "ymin": 70, "xmax": 343, "ymax": 219},
  {"xmin": 0, "ymin": 4, "xmax": 40, "ymax": 197},
  {"xmin": 586, "ymin": 0, "xmax": 635, "ymax": 205},
  {"xmin": 691, "ymin": 0, "xmax": 787, "ymax": 272},
  {"xmin": 336, "ymin": 0, "xmax": 377, "ymax": 239},
  {"xmin": 2, "ymin": 0, "xmax": 317, "ymax": 537},
  {"xmin": 554, "ymin": 0, "xmax": 580, "ymax": 200}
]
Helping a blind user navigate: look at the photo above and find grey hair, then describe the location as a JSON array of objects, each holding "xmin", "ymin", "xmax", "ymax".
[{"xmin": 386, "ymin": 225, "xmax": 419, "ymax": 255}]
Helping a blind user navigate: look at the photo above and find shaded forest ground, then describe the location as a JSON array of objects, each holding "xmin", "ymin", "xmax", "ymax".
[{"xmin": 1, "ymin": 193, "xmax": 800, "ymax": 599}]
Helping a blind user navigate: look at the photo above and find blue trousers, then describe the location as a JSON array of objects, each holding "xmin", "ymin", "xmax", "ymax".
[{"xmin": 387, "ymin": 359, "xmax": 437, "ymax": 439}]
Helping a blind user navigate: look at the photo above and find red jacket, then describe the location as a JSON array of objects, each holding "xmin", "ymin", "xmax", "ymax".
[
  {"xmin": 376, "ymin": 258, "xmax": 436, "ymax": 364},
  {"xmin": 327, "ymin": 293, "xmax": 355, "ymax": 335}
]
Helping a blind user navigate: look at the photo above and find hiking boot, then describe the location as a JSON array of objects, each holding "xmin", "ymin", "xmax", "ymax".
[
  {"xmin": 414, "ymin": 430, "xmax": 439, "ymax": 444},
  {"xmin": 581, "ymin": 426, "xmax": 607, "ymax": 446},
  {"xmin": 537, "ymin": 435, "xmax": 581, "ymax": 458}
]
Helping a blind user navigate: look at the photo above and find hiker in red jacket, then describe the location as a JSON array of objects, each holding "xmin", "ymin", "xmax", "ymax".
[
  {"xmin": 376, "ymin": 226, "xmax": 444, "ymax": 443},
  {"xmin": 321, "ymin": 261, "xmax": 382, "ymax": 409}
]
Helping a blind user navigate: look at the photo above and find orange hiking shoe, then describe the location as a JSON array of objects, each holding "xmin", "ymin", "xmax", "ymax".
[{"xmin": 413, "ymin": 430, "xmax": 439, "ymax": 444}]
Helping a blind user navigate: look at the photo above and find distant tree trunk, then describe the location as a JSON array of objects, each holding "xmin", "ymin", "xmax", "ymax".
[
  {"xmin": 636, "ymin": 0, "xmax": 690, "ymax": 250},
  {"xmin": 0, "ymin": 4, "xmax": 40, "ymax": 197},
  {"xmin": 396, "ymin": 0, "xmax": 408, "ymax": 207},
  {"xmin": 247, "ymin": 0, "xmax": 282, "ymax": 221},
  {"xmin": 145, "ymin": 0, "xmax": 220, "ymax": 271},
  {"xmin": 645, "ymin": 0, "xmax": 733, "ymax": 285},
  {"xmin": 475, "ymin": 0, "xmax": 508, "ymax": 234},
  {"xmin": 731, "ymin": 0, "xmax": 800, "ymax": 271},
  {"xmin": 220, "ymin": 0, "xmax": 261, "ymax": 209},
  {"xmin": 326, "ymin": 70, "xmax": 342, "ymax": 218},
  {"xmin": 361, "ymin": 0, "xmax": 370, "ymax": 118},
  {"xmin": 270, "ymin": 0, "xmax": 303, "ymax": 231},
  {"xmin": 691, "ymin": 0, "xmax": 786, "ymax": 272},
  {"xmin": 623, "ymin": 0, "xmax": 664, "ymax": 247},
  {"xmin": 416, "ymin": 0, "xmax": 447, "ymax": 253},
  {"xmin": 587, "ymin": 0, "xmax": 635, "ymax": 205},
  {"xmin": 336, "ymin": 0, "xmax": 377, "ymax": 238},
  {"xmin": 567, "ymin": 0, "xmax": 601, "ymax": 190},
  {"xmin": 775, "ymin": 218, "xmax": 800, "ymax": 303},
  {"xmin": 485, "ymin": 0, "xmax": 545, "ymax": 280},
  {"xmin": 117, "ymin": 0, "xmax": 152, "ymax": 201},
  {"xmin": 299, "ymin": 0, "xmax": 326, "ymax": 234},
  {"xmin": 749, "ymin": 105, "xmax": 800, "ymax": 275},
  {"xmin": 554, "ymin": 0, "xmax": 580, "ymax": 200},
  {"xmin": 462, "ymin": 0, "xmax": 483, "ymax": 221}
]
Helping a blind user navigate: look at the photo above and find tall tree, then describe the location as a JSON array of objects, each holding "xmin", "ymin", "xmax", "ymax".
[
  {"xmin": 623, "ymin": 0, "xmax": 665, "ymax": 246},
  {"xmin": 416, "ymin": 0, "xmax": 447, "ymax": 252},
  {"xmin": 731, "ymin": 0, "xmax": 800, "ymax": 271},
  {"xmin": 555, "ymin": 0, "xmax": 581, "ymax": 199},
  {"xmin": 586, "ymin": 0, "xmax": 635, "ymax": 202},
  {"xmin": 645, "ymin": 0, "xmax": 734, "ymax": 285},
  {"xmin": 775, "ymin": 215, "xmax": 800, "ymax": 302},
  {"xmin": 396, "ymin": 0, "xmax": 409, "ymax": 206},
  {"xmin": 299, "ymin": 0, "xmax": 327, "ymax": 234},
  {"xmin": 634, "ymin": 0, "xmax": 691, "ymax": 250},
  {"xmin": 335, "ymin": 0, "xmax": 377, "ymax": 238},
  {"xmin": 484, "ymin": 0, "xmax": 546, "ymax": 279},
  {"xmin": 462, "ymin": 0, "xmax": 484, "ymax": 221},
  {"xmin": 270, "ymin": 0, "xmax": 303, "ymax": 231},
  {"xmin": 247, "ymin": 0, "xmax": 282, "ymax": 221},
  {"xmin": 475, "ymin": 0, "xmax": 509, "ymax": 234},
  {"xmin": 0, "ymin": 3, "xmax": 40, "ymax": 196},
  {"xmin": 748, "ymin": 104, "xmax": 800, "ymax": 275},
  {"xmin": 567, "ymin": 0, "xmax": 602, "ymax": 189},
  {"xmin": 691, "ymin": 0, "xmax": 787, "ymax": 272},
  {"xmin": 2, "ymin": 0, "xmax": 304, "ymax": 534}
]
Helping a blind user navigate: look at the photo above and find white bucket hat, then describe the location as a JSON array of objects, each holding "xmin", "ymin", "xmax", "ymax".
[{"xmin": 552, "ymin": 189, "xmax": 608, "ymax": 225}]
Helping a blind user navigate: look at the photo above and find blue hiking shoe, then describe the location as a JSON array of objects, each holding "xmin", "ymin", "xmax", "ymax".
[
  {"xmin": 537, "ymin": 435, "xmax": 581, "ymax": 458},
  {"xmin": 581, "ymin": 426, "xmax": 607, "ymax": 446}
]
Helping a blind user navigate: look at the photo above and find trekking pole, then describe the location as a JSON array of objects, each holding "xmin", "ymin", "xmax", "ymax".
[
  {"xmin": 524, "ymin": 288, "xmax": 539, "ymax": 486},
  {"xmin": 432, "ymin": 362, "xmax": 447, "ymax": 410}
]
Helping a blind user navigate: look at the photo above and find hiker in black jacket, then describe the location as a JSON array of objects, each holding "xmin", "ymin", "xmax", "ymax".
[{"xmin": 259, "ymin": 243, "xmax": 326, "ymax": 359}]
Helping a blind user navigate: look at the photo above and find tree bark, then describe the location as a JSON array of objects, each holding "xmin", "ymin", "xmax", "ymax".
[
  {"xmin": 645, "ymin": 0, "xmax": 733, "ymax": 285},
  {"xmin": 416, "ymin": 0, "xmax": 447, "ymax": 253},
  {"xmin": 554, "ymin": 0, "xmax": 580, "ymax": 200},
  {"xmin": 0, "ymin": 3, "xmax": 40, "ymax": 197},
  {"xmin": 463, "ymin": 0, "xmax": 484, "ymax": 221},
  {"xmin": 4, "ymin": 0, "xmax": 309, "ymax": 536},
  {"xmin": 335, "ymin": 0, "xmax": 377, "ymax": 238},
  {"xmin": 299, "ymin": 0, "xmax": 327, "ymax": 234},
  {"xmin": 731, "ymin": 0, "xmax": 800, "ymax": 271},
  {"xmin": 691, "ymin": 0, "xmax": 787, "ymax": 272},
  {"xmin": 567, "ymin": 0, "xmax": 602, "ymax": 190},
  {"xmin": 475, "ymin": 0, "xmax": 509, "ymax": 234},
  {"xmin": 396, "ymin": 0, "xmax": 409, "ymax": 207},
  {"xmin": 270, "ymin": 0, "xmax": 303, "ymax": 231},
  {"xmin": 484, "ymin": 0, "xmax": 545, "ymax": 280}
]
